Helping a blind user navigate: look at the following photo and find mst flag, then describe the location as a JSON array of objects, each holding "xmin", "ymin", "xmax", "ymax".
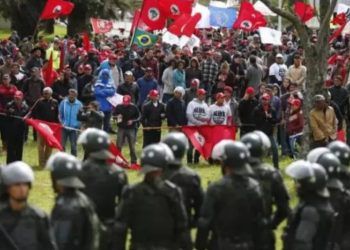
[
  {"xmin": 209, "ymin": 5, "xmax": 237, "ymax": 28},
  {"xmin": 90, "ymin": 18, "xmax": 113, "ymax": 33},
  {"xmin": 43, "ymin": 52, "xmax": 55, "ymax": 86},
  {"xmin": 294, "ymin": 1, "xmax": 314, "ymax": 23},
  {"xmin": 25, "ymin": 119, "xmax": 63, "ymax": 150},
  {"xmin": 159, "ymin": 0, "xmax": 193, "ymax": 19},
  {"xmin": 40, "ymin": 0, "xmax": 74, "ymax": 20},
  {"xmin": 233, "ymin": 1, "xmax": 266, "ymax": 31},
  {"xmin": 182, "ymin": 125, "xmax": 236, "ymax": 160},
  {"xmin": 109, "ymin": 143, "xmax": 141, "ymax": 170},
  {"xmin": 140, "ymin": 0, "xmax": 166, "ymax": 30},
  {"xmin": 132, "ymin": 28, "xmax": 158, "ymax": 48}
]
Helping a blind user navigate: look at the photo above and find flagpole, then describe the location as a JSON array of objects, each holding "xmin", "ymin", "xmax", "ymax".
[
  {"xmin": 129, "ymin": 0, "xmax": 146, "ymax": 47},
  {"xmin": 278, "ymin": 0, "xmax": 282, "ymax": 31},
  {"xmin": 32, "ymin": 19, "xmax": 42, "ymax": 43}
]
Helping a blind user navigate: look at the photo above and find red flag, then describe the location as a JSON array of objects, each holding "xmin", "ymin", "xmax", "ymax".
[
  {"xmin": 25, "ymin": 119, "xmax": 63, "ymax": 150},
  {"xmin": 327, "ymin": 54, "xmax": 338, "ymax": 65},
  {"xmin": 159, "ymin": 0, "xmax": 193, "ymax": 19},
  {"xmin": 329, "ymin": 23, "xmax": 346, "ymax": 43},
  {"xmin": 168, "ymin": 13, "xmax": 191, "ymax": 36},
  {"xmin": 182, "ymin": 13, "xmax": 202, "ymax": 37},
  {"xmin": 233, "ymin": 1, "xmax": 267, "ymax": 32},
  {"xmin": 182, "ymin": 125, "xmax": 236, "ymax": 160},
  {"xmin": 140, "ymin": 0, "xmax": 166, "ymax": 30},
  {"xmin": 294, "ymin": 1, "xmax": 314, "ymax": 23},
  {"xmin": 82, "ymin": 32, "xmax": 90, "ymax": 52},
  {"xmin": 40, "ymin": 0, "xmax": 74, "ymax": 20},
  {"xmin": 42, "ymin": 52, "xmax": 56, "ymax": 86},
  {"xmin": 108, "ymin": 143, "xmax": 141, "ymax": 170},
  {"xmin": 332, "ymin": 13, "xmax": 347, "ymax": 26},
  {"xmin": 338, "ymin": 130, "xmax": 346, "ymax": 142},
  {"xmin": 90, "ymin": 18, "xmax": 113, "ymax": 34}
]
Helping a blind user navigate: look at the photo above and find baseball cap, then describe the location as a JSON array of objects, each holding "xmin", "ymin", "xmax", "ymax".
[
  {"xmin": 262, "ymin": 93, "xmax": 271, "ymax": 100},
  {"xmin": 125, "ymin": 71, "xmax": 133, "ymax": 76},
  {"xmin": 291, "ymin": 98, "xmax": 302, "ymax": 108},
  {"xmin": 122, "ymin": 95, "xmax": 132, "ymax": 105},
  {"xmin": 149, "ymin": 89, "xmax": 159, "ymax": 97},
  {"xmin": 14, "ymin": 90, "xmax": 23, "ymax": 99},
  {"xmin": 216, "ymin": 92, "xmax": 225, "ymax": 100},
  {"xmin": 191, "ymin": 78, "xmax": 200, "ymax": 87},
  {"xmin": 224, "ymin": 86, "xmax": 233, "ymax": 94},
  {"xmin": 108, "ymin": 54, "xmax": 118, "ymax": 60},
  {"xmin": 314, "ymin": 94, "xmax": 325, "ymax": 102},
  {"xmin": 197, "ymin": 88, "xmax": 206, "ymax": 96},
  {"xmin": 145, "ymin": 67, "xmax": 153, "ymax": 72},
  {"xmin": 246, "ymin": 87, "xmax": 255, "ymax": 95},
  {"xmin": 276, "ymin": 53, "xmax": 283, "ymax": 58}
]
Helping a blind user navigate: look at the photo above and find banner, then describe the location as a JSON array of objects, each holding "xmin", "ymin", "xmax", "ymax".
[
  {"xmin": 182, "ymin": 125, "xmax": 236, "ymax": 160},
  {"xmin": 109, "ymin": 142, "xmax": 141, "ymax": 170},
  {"xmin": 209, "ymin": 5, "xmax": 237, "ymax": 28},
  {"xmin": 25, "ymin": 118, "xmax": 63, "ymax": 150},
  {"xmin": 258, "ymin": 27, "xmax": 282, "ymax": 45},
  {"xmin": 90, "ymin": 18, "xmax": 114, "ymax": 34},
  {"xmin": 40, "ymin": 0, "xmax": 74, "ymax": 20}
]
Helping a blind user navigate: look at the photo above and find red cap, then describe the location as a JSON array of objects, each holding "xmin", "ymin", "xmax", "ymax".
[
  {"xmin": 122, "ymin": 95, "xmax": 132, "ymax": 105},
  {"xmin": 337, "ymin": 55, "xmax": 344, "ymax": 61},
  {"xmin": 149, "ymin": 89, "xmax": 159, "ymax": 97},
  {"xmin": 224, "ymin": 86, "xmax": 233, "ymax": 94},
  {"xmin": 216, "ymin": 92, "xmax": 225, "ymax": 100},
  {"xmin": 14, "ymin": 90, "xmax": 23, "ymax": 99},
  {"xmin": 197, "ymin": 88, "xmax": 206, "ymax": 96},
  {"xmin": 191, "ymin": 78, "xmax": 200, "ymax": 87},
  {"xmin": 109, "ymin": 54, "xmax": 118, "ymax": 60},
  {"xmin": 262, "ymin": 93, "xmax": 271, "ymax": 100},
  {"xmin": 291, "ymin": 98, "xmax": 302, "ymax": 108},
  {"xmin": 246, "ymin": 87, "xmax": 255, "ymax": 95},
  {"xmin": 77, "ymin": 48, "xmax": 84, "ymax": 54},
  {"xmin": 84, "ymin": 64, "xmax": 92, "ymax": 70},
  {"xmin": 89, "ymin": 48, "xmax": 98, "ymax": 54}
]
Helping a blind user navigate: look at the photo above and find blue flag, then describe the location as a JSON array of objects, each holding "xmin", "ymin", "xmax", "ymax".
[{"xmin": 209, "ymin": 5, "xmax": 237, "ymax": 28}]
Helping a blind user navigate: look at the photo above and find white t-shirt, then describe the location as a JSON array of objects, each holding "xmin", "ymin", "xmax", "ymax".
[
  {"xmin": 269, "ymin": 63, "xmax": 288, "ymax": 82},
  {"xmin": 209, "ymin": 103, "xmax": 232, "ymax": 125},
  {"xmin": 186, "ymin": 99, "xmax": 210, "ymax": 125}
]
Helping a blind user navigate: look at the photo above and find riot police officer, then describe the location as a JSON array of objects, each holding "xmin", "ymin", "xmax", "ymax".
[
  {"xmin": 0, "ymin": 161, "xmax": 57, "ymax": 249},
  {"xmin": 196, "ymin": 140, "xmax": 265, "ymax": 250},
  {"xmin": 241, "ymin": 131, "xmax": 289, "ymax": 250},
  {"xmin": 308, "ymin": 148, "xmax": 350, "ymax": 249},
  {"xmin": 114, "ymin": 143, "xmax": 190, "ymax": 250},
  {"xmin": 328, "ymin": 141, "xmax": 350, "ymax": 189},
  {"xmin": 283, "ymin": 160, "xmax": 336, "ymax": 250},
  {"xmin": 78, "ymin": 128, "xmax": 128, "ymax": 250},
  {"xmin": 47, "ymin": 152, "xmax": 100, "ymax": 250}
]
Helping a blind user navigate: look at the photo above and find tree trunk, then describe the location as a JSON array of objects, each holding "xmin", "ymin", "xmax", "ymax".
[{"xmin": 67, "ymin": 3, "xmax": 88, "ymax": 37}]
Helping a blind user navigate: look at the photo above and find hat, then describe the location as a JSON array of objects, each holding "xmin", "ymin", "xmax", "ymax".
[
  {"xmin": 122, "ymin": 95, "xmax": 132, "ymax": 105},
  {"xmin": 14, "ymin": 91, "xmax": 23, "ymax": 99},
  {"xmin": 314, "ymin": 94, "xmax": 325, "ymax": 102},
  {"xmin": 224, "ymin": 86, "xmax": 233, "ymax": 94},
  {"xmin": 145, "ymin": 67, "xmax": 153, "ymax": 72},
  {"xmin": 262, "ymin": 93, "xmax": 271, "ymax": 100},
  {"xmin": 108, "ymin": 54, "xmax": 118, "ymax": 60},
  {"xmin": 197, "ymin": 88, "xmax": 206, "ymax": 96},
  {"xmin": 291, "ymin": 98, "xmax": 302, "ymax": 108},
  {"xmin": 191, "ymin": 78, "xmax": 200, "ymax": 87},
  {"xmin": 246, "ymin": 87, "xmax": 255, "ymax": 95},
  {"xmin": 83, "ymin": 64, "xmax": 92, "ymax": 71},
  {"xmin": 149, "ymin": 89, "xmax": 159, "ymax": 97},
  {"xmin": 174, "ymin": 86, "xmax": 185, "ymax": 96},
  {"xmin": 125, "ymin": 71, "xmax": 133, "ymax": 76},
  {"xmin": 276, "ymin": 53, "xmax": 283, "ymax": 58},
  {"xmin": 216, "ymin": 92, "xmax": 225, "ymax": 100},
  {"xmin": 64, "ymin": 64, "xmax": 71, "ymax": 70}
]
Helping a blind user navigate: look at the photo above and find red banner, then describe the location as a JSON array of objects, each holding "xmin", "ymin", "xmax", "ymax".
[
  {"xmin": 182, "ymin": 125, "xmax": 236, "ymax": 160},
  {"xmin": 90, "ymin": 18, "xmax": 114, "ymax": 34},
  {"xmin": 25, "ymin": 118, "xmax": 63, "ymax": 150},
  {"xmin": 40, "ymin": 0, "xmax": 74, "ymax": 20},
  {"xmin": 109, "ymin": 142, "xmax": 141, "ymax": 170}
]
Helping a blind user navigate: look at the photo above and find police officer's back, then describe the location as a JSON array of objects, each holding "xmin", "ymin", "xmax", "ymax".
[
  {"xmin": 0, "ymin": 161, "xmax": 57, "ymax": 250},
  {"xmin": 162, "ymin": 132, "xmax": 204, "ymax": 228},
  {"xmin": 114, "ymin": 143, "xmax": 190, "ymax": 250},
  {"xmin": 308, "ymin": 148, "xmax": 350, "ymax": 250},
  {"xmin": 328, "ymin": 141, "xmax": 350, "ymax": 190},
  {"xmin": 241, "ymin": 131, "xmax": 290, "ymax": 249},
  {"xmin": 47, "ymin": 152, "xmax": 100, "ymax": 250},
  {"xmin": 78, "ymin": 128, "xmax": 128, "ymax": 222},
  {"xmin": 283, "ymin": 161, "xmax": 335, "ymax": 250},
  {"xmin": 196, "ymin": 140, "xmax": 264, "ymax": 250}
]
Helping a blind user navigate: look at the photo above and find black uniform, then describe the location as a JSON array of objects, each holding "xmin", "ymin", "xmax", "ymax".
[
  {"xmin": 196, "ymin": 174, "xmax": 264, "ymax": 250},
  {"xmin": 5, "ymin": 100, "xmax": 29, "ymax": 163},
  {"xmin": 115, "ymin": 180, "xmax": 189, "ymax": 250},
  {"xmin": 141, "ymin": 100, "xmax": 166, "ymax": 148},
  {"xmin": 0, "ymin": 202, "xmax": 57, "ymax": 250},
  {"xmin": 51, "ymin": 189, "xmax": 100, "ymax": 250},
  {"xmin": 80, "ymin": 159, "xmax": 128, "ymax": 250}
]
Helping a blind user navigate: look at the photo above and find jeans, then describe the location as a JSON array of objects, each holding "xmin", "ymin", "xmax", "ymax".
[
  {"xmin": 103, "ymin": 111, "xmax": 112, "ymax": 132},
  {"xmin": 117, "ymin": 127, "xmax": 137, "ymax": 164},
  {"xmin": 143, "ymin": 129, "xmax": 161, "ymax": 148},
  {"xmin": 269, "ymin": 135, "xmax": 279, "ymax": 169},
  {"xmin": 278, "ymin": 125, "xmax": 289, "ymax": 155},
  {"xmin": 62, "ymin": 128, "xmax": 78, "ymax": 156}
]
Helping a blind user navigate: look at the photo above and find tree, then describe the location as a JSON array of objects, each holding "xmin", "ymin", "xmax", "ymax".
[{"xmin": 259, "ymin": 0, "xmax": 338, "ymax": 152}]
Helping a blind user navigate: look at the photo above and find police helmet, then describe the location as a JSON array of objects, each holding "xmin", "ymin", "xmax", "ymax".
[
  {"xmin": 286, "ymin": 160, "xmax": 329, "ymax": 197},
  {"xmin": 241, "ymin": 132, "xmax": 264, "ymax": 160},
  {"xmin": 212, "ymin": 140, "xmax": 252, "ymax": 175},
  {"xmin": 1, "ymin": 161, "xmax": 34, "ymax": 186},
  {"xmin": 162, "ymin": 132, "xmax": 189, "ymax": 164},
  {"xmin": 306, "ymin": 147, "xmax": 331, "ymax": 163},
  {"xmin": 77, "ymin": 128, "xmax": 113, "ymax": 160},
  {"xmin": 315, "ymin": 152, "xmax": 341, "ymax": 176},
  {"xmin": 328, "ymin": 141, "xmax": 350, "ymax": 166},
  {"xmin": 47, "ymin": 152, "xmax": 84, "ymax": 189},
  {"xmin": 253, "ymin": 130, "xmax": 271, "ymax": 156},
  {"xmin": 140, "ymin": 143, "xmax": 175, "ymax": 174}
]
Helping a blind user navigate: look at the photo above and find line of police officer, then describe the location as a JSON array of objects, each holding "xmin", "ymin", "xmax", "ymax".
[{"xmin": 0, "ymin": 127, "xmax": 350, "ymax": 250}]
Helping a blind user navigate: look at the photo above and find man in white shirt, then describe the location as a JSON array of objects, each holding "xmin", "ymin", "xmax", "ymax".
[
  {"xmin": 269, "ymin": 53, "xmax": 288, "ymax": 85},
  {"xmin": 209, "ymin": 92, "xmax": 232, "ymax": 125},
  {"xmin": 186, "ymin": 88, "xmax": 210, "ymax": 126}
]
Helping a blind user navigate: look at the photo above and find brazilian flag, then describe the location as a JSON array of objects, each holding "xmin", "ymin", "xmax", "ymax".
[{"xmin": 132, "ymin": 28, "xmax": 158, "ymax": 48}]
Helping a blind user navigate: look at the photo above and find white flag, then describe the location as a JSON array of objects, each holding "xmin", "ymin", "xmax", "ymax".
[
  {"xmin": 253, "ymin": 1, "xmax": 276, "ymax": 16},
  {"xmin": 258, "ymin": 27, "xmax": 282, "ymax": 45},
  {"xmin": 162, "ymin": 31, "xmax": 180, "ymax": 46},
  {"xmin": 192, "ymin": 3, "xmax": 211, "ymax": 28}
]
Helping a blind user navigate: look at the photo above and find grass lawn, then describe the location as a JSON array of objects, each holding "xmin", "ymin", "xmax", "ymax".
[
  {"xmin": 0, "ymin": 127, "xmax": 297, "ymax": 249},
  {"xmin": 0, "ymin": 24, "xmax": 67, "ymax": 40}
]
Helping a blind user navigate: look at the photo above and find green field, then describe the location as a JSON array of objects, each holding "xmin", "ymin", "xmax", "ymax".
[{"xmin": 0, "ymin": 128, "xmax": 296, "ymax": 249}]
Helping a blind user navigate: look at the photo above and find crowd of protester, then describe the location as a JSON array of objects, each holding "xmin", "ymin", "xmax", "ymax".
[{"xmin": 0, "ymin": 28, "xmax": 349, "ymax": 168}]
